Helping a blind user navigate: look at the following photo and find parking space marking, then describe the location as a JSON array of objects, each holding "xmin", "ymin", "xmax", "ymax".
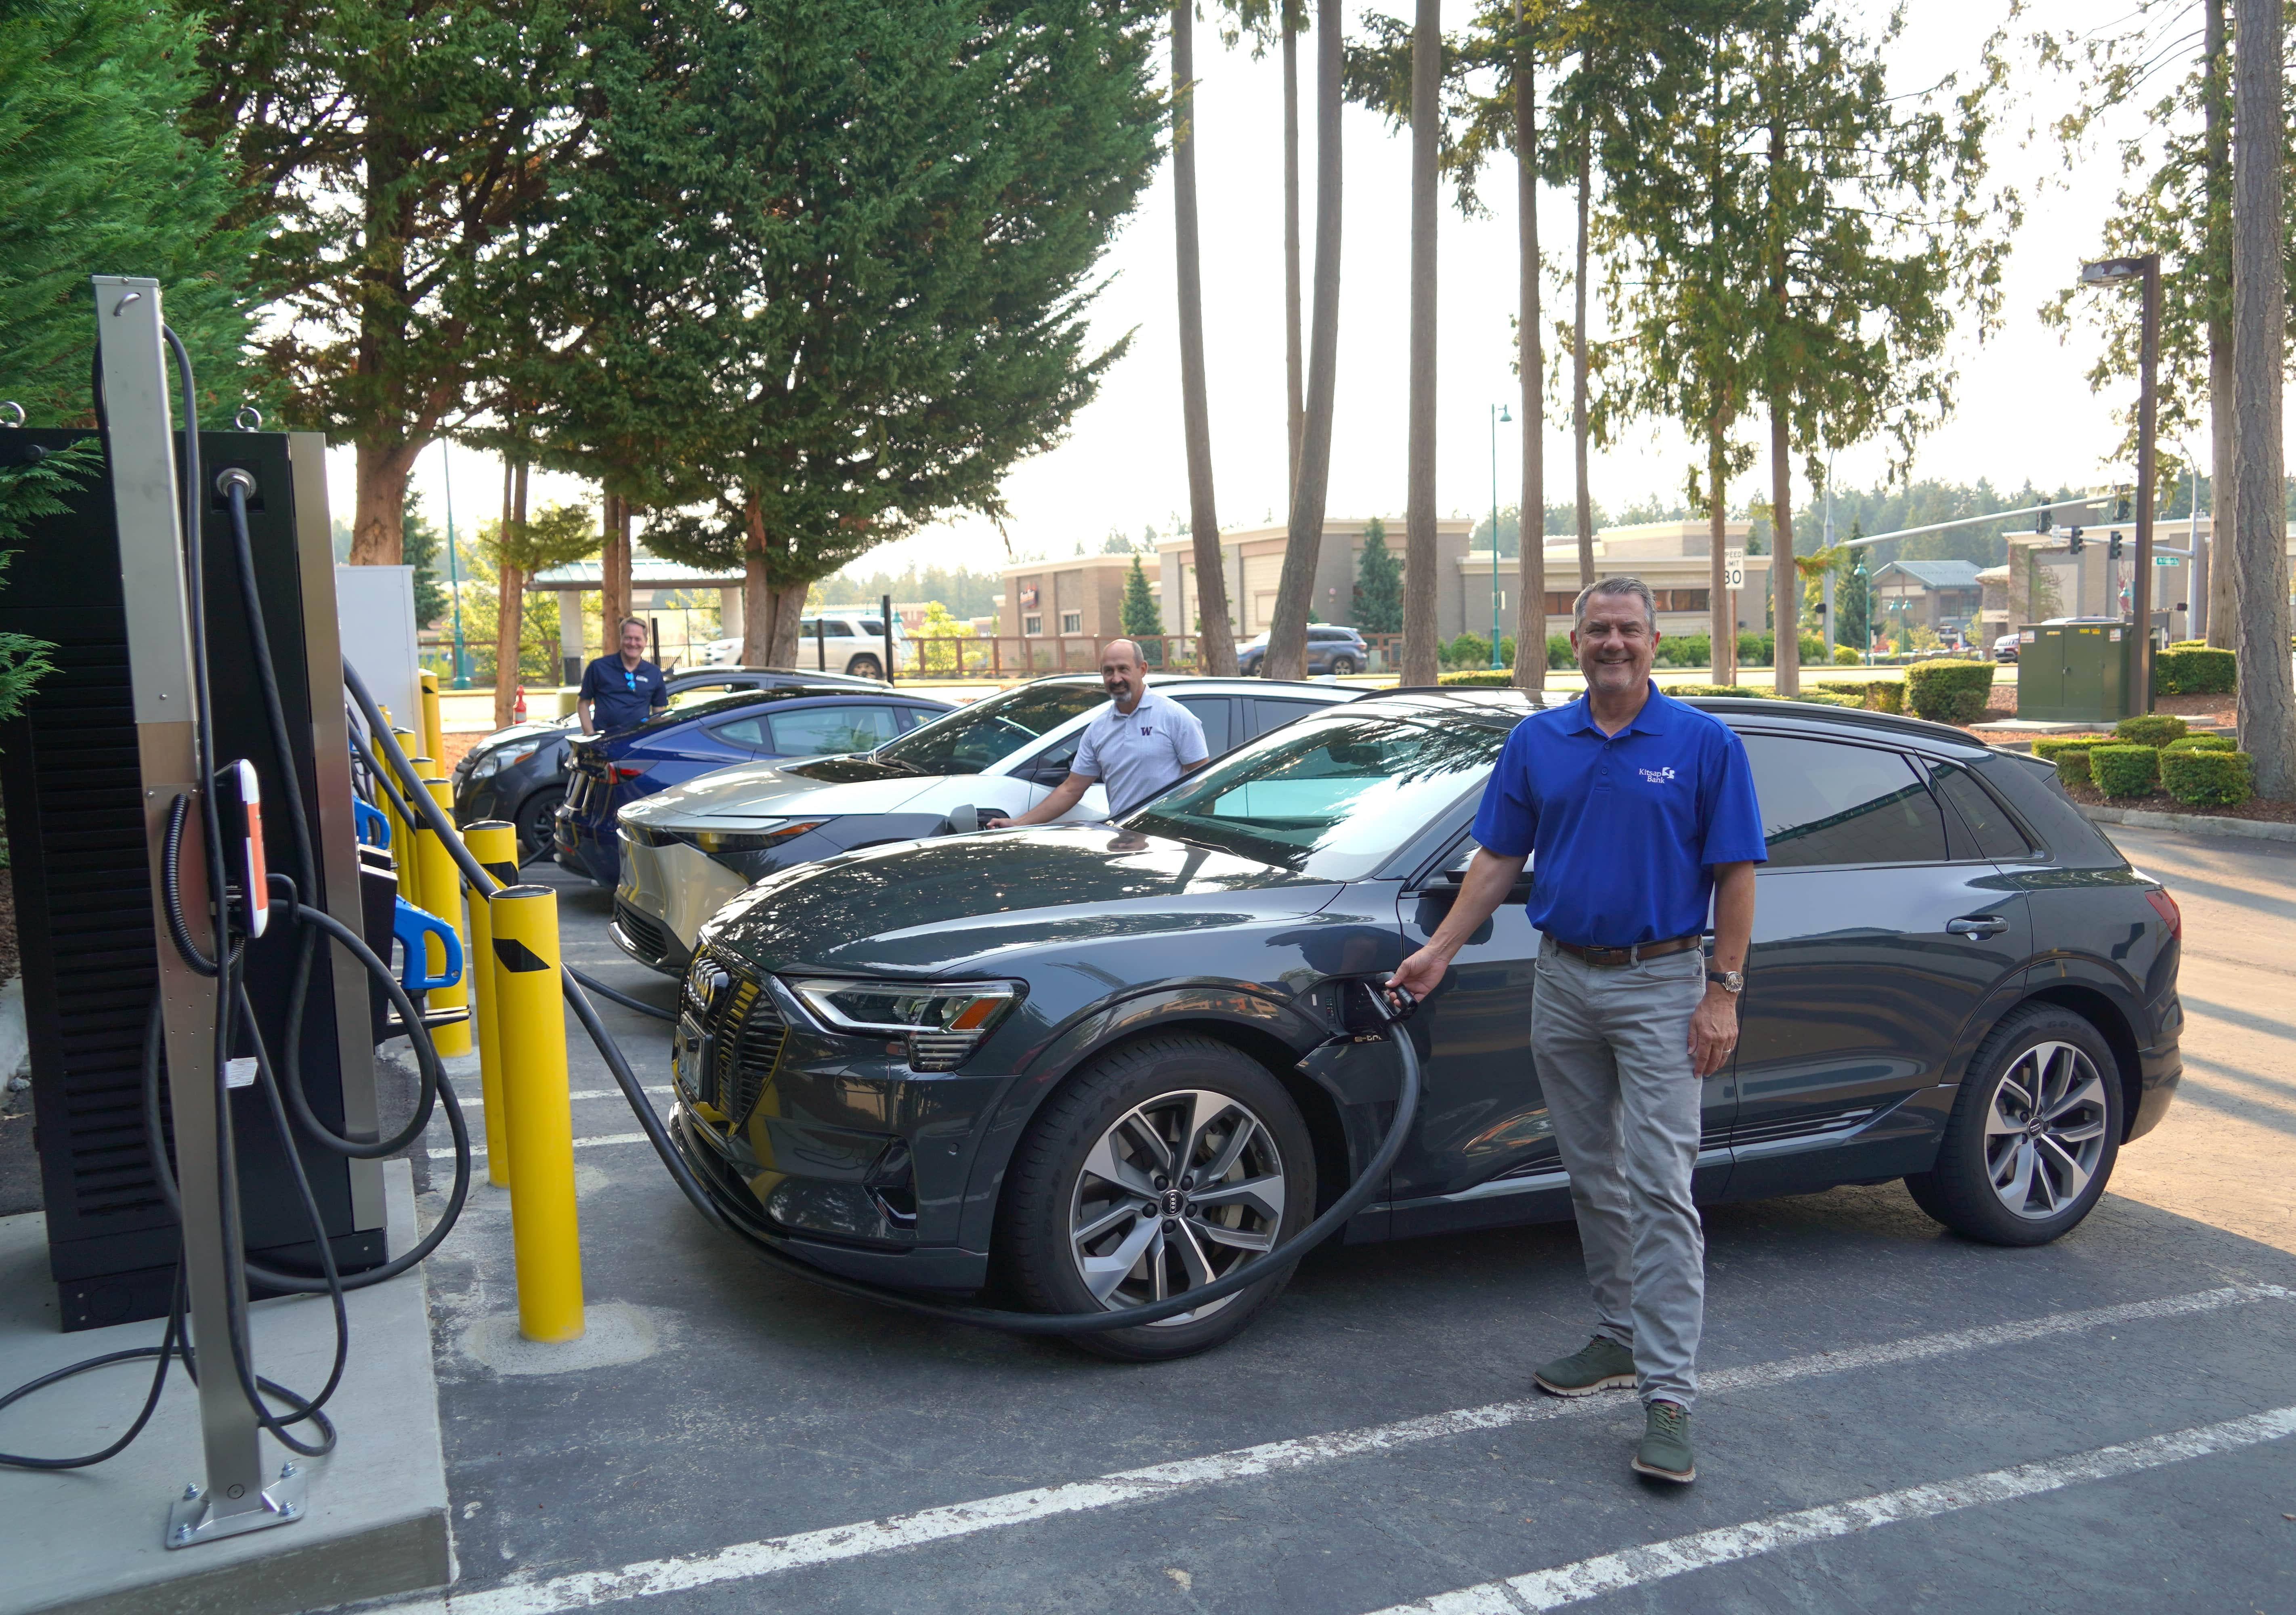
[
  {"xmin": 427, "ymin": 1284, "xmax": 2291, "ymax": 1615},
  {"xmin": 1359, "ymin": 1403, "xmax": 2296, "ymax": 1613},
  {"xmin": 431, "ymin": 1133, "xmax": 653, "ymax": 1162}
]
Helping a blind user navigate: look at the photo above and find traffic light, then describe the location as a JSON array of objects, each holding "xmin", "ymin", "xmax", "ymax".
[
  {"xmin": 2109, "ymin": 532, "xmax": 2124, "ymax": 560},
  {"xmin": 2067, "ymin": 526, "xmax": 2085, "ymax": 555},
  {"xmin": 2113, "ymin": 491, "xmax": 2132, "ymax": 522},
  {"xmin": 2036, "ymin": 505, "xmax": 2053, "ymax": 534}
]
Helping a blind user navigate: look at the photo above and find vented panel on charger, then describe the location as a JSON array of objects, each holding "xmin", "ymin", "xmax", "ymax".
[{"xmin": 0, "ymin": 427, "xmax": 385, "ymax": 1329}]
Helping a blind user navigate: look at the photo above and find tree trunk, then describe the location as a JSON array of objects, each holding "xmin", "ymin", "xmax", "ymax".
[
  {"xmin": 1769, "ymin": 403, "xmax": 1797, "ymax": 696},
  {"xmin": 600, "ymin": 493, "xmax": 632, "ymax": 646},
  {"xmin": 2202, "ymin": 0, "xmax": 2233, "ymax": 648},
  {"xmin": 1265, "ymin": 0, "xmax": 1345, "ymax": 680},
  {"xmin": 1284, "ymin": 6, "xmax": 1305, "ymax": 497},
  {"xmin": 1514, "ymin": 41, "xmax": 1545, "ymax": 693},
  {"xmin": 1399, "ymin": 0, "xmax": 1442, "ymax": 689},
  {"xmin": 493, "ymin": 561, "xmax": 523, "ymax": 727},
  {"xmin": 1708, "ymin": 420, "xmax": 1733, "ymax": 684},
  {"xmin": 1573, "ymin": 131, "xmax": 1595, "ymax": 593},
  {"xmin": 349, "ymin": 439, "xmax": 420, "ymax": 566},
  {"xmin": 2232, "ymin": 0, "xmax": 2295, "ymax": 795},
  {"xmin": 1172, "ymin": 0, "xmax": 1235, "ymax": 675}
]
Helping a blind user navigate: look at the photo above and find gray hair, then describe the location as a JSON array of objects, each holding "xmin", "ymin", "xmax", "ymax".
[{"xmin": 1573, "ymin": 576, "xmax": 1657, "ymax": 632}]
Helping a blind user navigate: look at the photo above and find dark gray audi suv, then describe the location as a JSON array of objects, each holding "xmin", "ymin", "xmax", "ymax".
[{"xmin": 668, "ymin": 690, "xmax": 2183, "ymax": 1359}]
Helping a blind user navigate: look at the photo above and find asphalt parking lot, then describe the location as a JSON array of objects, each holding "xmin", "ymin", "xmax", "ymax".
[{"xmin": 393, "ymin": 822, "xmax": 2296, "ymax": 1615}]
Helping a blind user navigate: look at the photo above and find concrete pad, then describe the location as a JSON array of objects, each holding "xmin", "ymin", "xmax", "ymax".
[{"xmin": 0, "ymin": 1160, "xmax": 451, "ymax": 1615}]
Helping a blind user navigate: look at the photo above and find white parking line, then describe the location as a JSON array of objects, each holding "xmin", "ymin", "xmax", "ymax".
[
  {"xmin": 425, "ymin": 1284, "xmax": 2291, "ymax": 1615},
  {"xmin": 1363, "ymin": 1403, "xmax": 2296, "ymax": 1613},
  {"xmin": 430, "ymin": 1133, "xmax": 655, "ymax": 1162}
]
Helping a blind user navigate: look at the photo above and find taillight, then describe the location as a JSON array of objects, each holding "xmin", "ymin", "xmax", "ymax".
[
  {"xmin": 2145, "ymin": 887, "xmax": 2181, "ymax": 940},
  {"xmin": 610, "ymin": 763, "xmax": 649, "ymax": 782}
]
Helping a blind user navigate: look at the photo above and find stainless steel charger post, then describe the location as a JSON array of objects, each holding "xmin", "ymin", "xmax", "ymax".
[{"xmin": 94, "ymin": 276, "xmax": 306, "ymax": 1546}]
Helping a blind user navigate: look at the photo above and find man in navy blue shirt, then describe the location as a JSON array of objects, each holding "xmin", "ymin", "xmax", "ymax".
[
  {"xmin": 578, "ymin": 617, "xmax": 669, "ymax": 735},
  {"xmin": 1392, "ymin": 576, "xmax": 1764, "ymax": 1486}
]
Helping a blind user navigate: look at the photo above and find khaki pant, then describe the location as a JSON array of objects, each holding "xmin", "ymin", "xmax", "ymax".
[{"xmin": 1532, "ymin": 935, "xmax": 1707, "ymax": 1410}]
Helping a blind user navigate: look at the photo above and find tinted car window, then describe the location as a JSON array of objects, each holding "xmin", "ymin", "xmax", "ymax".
[
  {"xmin": 873, "ymin": 684, "xmax": 1106, "ymax": 776},
  {"xmin": 769, "ymin": 703, "xmax": 900, "ymax": 756},
  {"xmin": 1929, "ymin": 759, "xmax": 2034, "ymax": 858},
  {"xmin": 1249, "ymin": 697, "xmax": 1333, "ymax": 740},
  {"xmin": 1740, "ymin": 733, "xmax": 1946, "ymax": 868},
  {"xmin": 707, "ymin": 715, "xmax": 772, "ymax": 750},
  {"xmin": 1169, "ymin": 694, "xmax": 1232, "ymax": 755},
  {"xmin": 1129, "ymin": 711, "xmax": 1508, "ymax": 880}
]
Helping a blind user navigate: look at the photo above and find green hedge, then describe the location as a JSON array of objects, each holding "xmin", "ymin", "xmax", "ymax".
[
  {"xmin": 2114, "ymin": 713, "xmax": 2188, "ymax": 747},
  {"xmin": 1666, "ymin": 682, "xmax": 1762, "ymax": 698},
  {"xmin": 1814, "ymin": 678, "xmax": 1906, "ymax": 715},
  {"xmin": 2032, "ymin": 736, "xmax": 2106, "ymax": 762},
  {"xmin": 1436, "ymin": 668, "xmax": 1516, "ymax": 686},
  {"xmin": 1902, "ymin": 659, "xmax": 1996, "ymax": 724},
  {"xmin": 2163, "ymin": 733, "xmax": 2236, "ymax": 754},
  {"xmin": 2090, "ymin": 744, "xmax": 2161, "ymax": 797},
  {"xmin": 2161, "ymin": 748, "xmax": 2253, "ymax": 805},
  {"xmin": 2153, "ymin": 646, "xmax": 2235, "ymax": 696},
  {"xmin": 1789, "ymin": 691, "xmax": 1864, "ymax": 708},
  {"xmin": 2053, "ymin": 749, "xmax": 2095, "ymax": 788}
]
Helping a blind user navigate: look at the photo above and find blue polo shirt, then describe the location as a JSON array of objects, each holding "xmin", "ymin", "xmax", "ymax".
[
  {"xmin": 1471, "ymin": 685, "xmax": 1766, "ymax": 947},
  {"xmin": 579, "ymin": 654, "xmax": 667, "ymax": 733}
]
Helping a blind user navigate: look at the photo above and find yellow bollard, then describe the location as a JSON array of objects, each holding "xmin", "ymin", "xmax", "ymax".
[
  {"xmin": 395, "ymin": 736, "xmax": 428, "ymax": 906},
  {"xmin": 462, "ymin": 819, "xmax": 519, "ymax": 1187},
  {"xmin": 416, "ymin": 778, "xmax": 472, "ymax": 1056},
  {"xmin": 489, "ymin": 883, "xmax": 584, "ymax": 1341},
  {"xmin": 419, "ymin": 668, "xmax": 445, "ymax": 768}
]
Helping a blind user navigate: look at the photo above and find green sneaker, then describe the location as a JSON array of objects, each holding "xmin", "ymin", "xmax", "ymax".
[
  {"xmin": 1631, "ymin": 1400, "xmax": 1695, "ymax": 1484},
  {"xmin": 1531, "ymin": 1335, "xmax": 1638, "ymax": 1397}
]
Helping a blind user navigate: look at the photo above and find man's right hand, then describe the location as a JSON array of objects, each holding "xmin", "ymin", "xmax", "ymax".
[
  {"xmin": 982, "ymin": 816, "xmax": 1013, "ymax": 830},
  {"xmin": 1389, "ymin": 943, "xmax": 1452, "ymax": 1003}
]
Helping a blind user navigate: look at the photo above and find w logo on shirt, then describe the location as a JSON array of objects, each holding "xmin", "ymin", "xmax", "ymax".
[{"xmin": 1140, "ymin": 724, "xmax": 1152, "ymax": 735}]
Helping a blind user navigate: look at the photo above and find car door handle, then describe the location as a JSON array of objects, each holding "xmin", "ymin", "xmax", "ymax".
[{"xmin": 1946, "ymin": 914, "xmax": 2009, "ymax": 939}]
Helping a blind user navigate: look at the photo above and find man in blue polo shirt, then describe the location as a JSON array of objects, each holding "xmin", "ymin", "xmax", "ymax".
[
  {"xmin": 579, "ymin": 617, "xmax": 668, "ymax": 735},
  {"xmin": 1391, "ymin": 575, "xmax": 1764, "ymax": 1486}
]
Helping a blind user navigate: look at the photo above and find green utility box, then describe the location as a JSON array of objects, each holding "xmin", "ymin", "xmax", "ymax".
[{"xmin": 2016, "ymin": 620, "xmax": 2135, "ymax": 723}]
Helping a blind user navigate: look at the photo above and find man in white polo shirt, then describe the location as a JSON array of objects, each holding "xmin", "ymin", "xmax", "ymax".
[{"xmin": 987, "ymin": 640, "xmax": 1208, "ymax": 826}]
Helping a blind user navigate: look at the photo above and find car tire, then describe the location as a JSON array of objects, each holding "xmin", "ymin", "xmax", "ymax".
[
  {"xmin": 1330, "ymin": 654, "xmax": 1360, "ymax": 675},
  {"xmin": 515, "ymin": 787, "xmax": 564, "ymax": 862},
  {"xmin": 847, "ymin": 654, "xmax": 883, "ymax": 681},
  {"xmin": 1904, "ymin": 1004, "xmax": 2122, "ymax": 1247},
  {"xmin": 999, "ymin": 1034, "xmax": 1317, "ymax": 1361}
]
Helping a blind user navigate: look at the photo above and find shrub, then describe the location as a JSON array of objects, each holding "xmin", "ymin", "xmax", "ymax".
[
  {"xmin": 1902, "ymin": 659, "xmax": 1996, "ymax": 724},
  {"xmin": 1655, "ymin": 632, "xmax": 1709, "ymax": 669},
  {"xmin": 1789, "ymin": 691, "xmax": 1864, "ymax": 708},
  {"xmin": 2160, "ymin": 748, "xmax": 2253, "ymax": 806},
  {"xmin": 1444, "ymin": 632, "xmax": 1493, "ymax": 669},
  {"xmin": 2114, "ymin": 713, "xmax": 2188, "ymax": 747},
  {"xmin": 2032, "ymin": 736, "xmax": 2107, "ymax": 761},
  {"xmin": 1667, "ymin": 682, "xmax": 1761, "ymax": 698},
  {"xmin": 1813, "ymin": 677, "xmax": 1906, "ymax": 714},
  {"xmin": 1437, "ymin": 668, "xmax": 1514, "ymax": 687},
  {"xmin": 2090, "ymin": 744, "xmax": 2161, "ymax": 797},
  {"xmin": 1833, "ymin": 644, "xmax": 1863, "ymax": 665},
  {"xmin": 2053, "ymin": 749, "xmax": 2095, "ymax": 789},
  {"xmin": 2151, "ymin": 646, "xmax": 2235, "ymax": 696},
  {"xmin": 2162, "ymin": 733, "xmax": 2236, "ymax": 754},
  {"xmin": 2168, "ymin": 638, "xmax": 2208, "ymax": 650}
]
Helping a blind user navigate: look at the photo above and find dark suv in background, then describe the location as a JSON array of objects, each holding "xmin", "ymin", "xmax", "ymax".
[
  {"xmin": 1236, "ymin": 624, "xmax": 1368, "ymax": 676},
  {"xmin": 451, "ymin": 664, "xmax": 888, "ymax": 856}
]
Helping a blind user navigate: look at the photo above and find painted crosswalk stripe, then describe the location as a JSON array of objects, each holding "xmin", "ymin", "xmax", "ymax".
[
  {"xmin": 1360, "ymin": 1403, "xmax": 2296, "ymax": 1613},
  {"xmin": 422, "ymin": 1283, "xmax": 2291, "ymax": 1615}
]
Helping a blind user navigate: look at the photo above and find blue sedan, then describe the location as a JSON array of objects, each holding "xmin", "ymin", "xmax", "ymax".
[{"xmin": 553, "ymin": 685, "xmax": 955, "ymax": 885}]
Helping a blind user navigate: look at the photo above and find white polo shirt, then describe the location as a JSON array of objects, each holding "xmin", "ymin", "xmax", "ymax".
[{"xmin": 1071, "ymin": 685, "xmax": 1209, "ymax": 818}]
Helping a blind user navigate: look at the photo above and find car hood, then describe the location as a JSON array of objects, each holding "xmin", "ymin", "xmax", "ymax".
[
  {"xmin": 619, "ymin": 756, "xmax": 937, "ymax": 826},
  {"xmin": 701, "ymin": 824, "xmax": 1343, "ymax": 975}
]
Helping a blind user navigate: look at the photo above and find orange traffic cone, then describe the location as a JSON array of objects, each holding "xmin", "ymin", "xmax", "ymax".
[{"xmin": 513, "ymin": 684, "xmax": 527, "ymax": 722}]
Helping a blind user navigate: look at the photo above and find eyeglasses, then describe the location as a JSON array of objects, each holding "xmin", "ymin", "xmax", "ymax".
[{"xmin": 622, "ymin": 669, "xmax": 638, "ymax": 691}]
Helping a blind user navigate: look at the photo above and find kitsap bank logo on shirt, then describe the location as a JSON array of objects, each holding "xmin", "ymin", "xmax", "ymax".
[{"xmin": 1639, "ymin": 766, "xmax": 1678, "ymax": 785}]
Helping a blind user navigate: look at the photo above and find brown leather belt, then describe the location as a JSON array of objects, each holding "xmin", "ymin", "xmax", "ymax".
[{"xmin": 1551, "ymin": 935, "xmax": 1701, "ymax": 968}]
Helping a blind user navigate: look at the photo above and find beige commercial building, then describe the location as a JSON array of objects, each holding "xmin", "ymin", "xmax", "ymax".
[{"xmin": 995, "ymin": 551, "xmax": 1152, "ymax": 641}]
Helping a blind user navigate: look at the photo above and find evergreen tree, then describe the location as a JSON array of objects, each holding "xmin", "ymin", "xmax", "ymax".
[
  {"xmin": 1121, "ymin": 554, "xmax": 1162, "ymax": 637},
  {"xmin": 1352, "ymin": 518, "xmax": 1403, "ymax": 633},
  {"xmin": 0, "ymin": 0, "xmax": 265, "ymax": 425}
]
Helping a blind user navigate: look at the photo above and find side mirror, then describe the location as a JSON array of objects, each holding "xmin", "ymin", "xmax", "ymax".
[{"xmin": 947, "ymin": 803, "xmax": 978, "ymax": 833}]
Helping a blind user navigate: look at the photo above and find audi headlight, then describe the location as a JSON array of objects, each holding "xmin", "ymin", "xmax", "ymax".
[
  {"xmin": 789, "ymin": 978, "xmax": 1022, "ymax": 1072},
  {"xmin": 676, "ymin": 819, "xmax": 827, "ymax": 855}
]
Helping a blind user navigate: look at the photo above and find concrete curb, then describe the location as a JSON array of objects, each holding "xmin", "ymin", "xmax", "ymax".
[{"xmin": 2082, "ymin": 803, "xmax": 2296, "ymax": 845}]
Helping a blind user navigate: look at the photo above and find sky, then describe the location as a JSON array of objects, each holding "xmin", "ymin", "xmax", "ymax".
[{"xmin": 340, "ymin": 0, "xmax": 2210, "ymax": 578}]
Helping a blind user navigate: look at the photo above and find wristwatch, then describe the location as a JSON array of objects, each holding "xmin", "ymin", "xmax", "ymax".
[{"xmin": 1706, "ymin": 969, "xmax": 1744, "ymax": 994}]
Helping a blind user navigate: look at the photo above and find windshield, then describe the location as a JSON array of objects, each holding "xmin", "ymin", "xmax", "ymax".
[
  {"xmin": 1127, "ymin": 710, "xmax": 1511, "ymax": 879},
  {"xmin": 870, "ymin": 683, "xmax": 1106, "ymax": 776}
]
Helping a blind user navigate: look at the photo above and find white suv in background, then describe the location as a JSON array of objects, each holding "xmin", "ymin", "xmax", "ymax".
[{"xmin": 696, "ymin": 610, "xmax": 912, "ymax": 677}]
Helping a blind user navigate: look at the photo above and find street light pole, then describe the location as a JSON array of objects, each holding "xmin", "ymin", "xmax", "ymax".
[
  {"xmin": 443, "ymin": 441, "xmax": 470, "ymax": 689},
  {"xmin": 1490, "ymin": 403, "xmax": 1510, "ymax": 668},
  {"xmin": 2080, "ymin": 252, "xmax": 2161, "ymax": 712}
]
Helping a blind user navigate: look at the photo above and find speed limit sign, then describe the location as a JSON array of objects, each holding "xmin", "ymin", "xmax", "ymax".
[{"xmin": 1723, "ymin": 547, "xmax": 1745, "ymax": 591}]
